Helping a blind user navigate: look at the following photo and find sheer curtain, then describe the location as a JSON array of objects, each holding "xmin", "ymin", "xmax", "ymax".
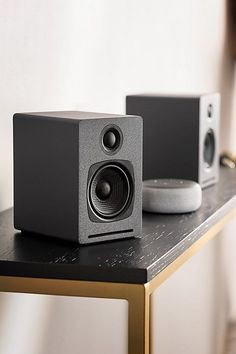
[{"xmin": 217, "ymin": 2, "xmax": 236, "ymax": 350}]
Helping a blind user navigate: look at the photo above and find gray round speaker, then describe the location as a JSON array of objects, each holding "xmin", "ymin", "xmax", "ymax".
[{"xmin": 143, "ymin": 179, "xmax": 202, "ymax": 214}]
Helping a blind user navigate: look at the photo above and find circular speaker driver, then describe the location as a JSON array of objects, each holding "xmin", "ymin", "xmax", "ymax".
[
  {"xmin": 101, "ymin": 125, "xmax": 123, "ymax": 154},
  {"xmin": 89, "ymin": 164, "xmax": 132, "ymax": 219},
  {"xmin": 204, "ymin": 129, "xmax": 215, "ymax": 168}
]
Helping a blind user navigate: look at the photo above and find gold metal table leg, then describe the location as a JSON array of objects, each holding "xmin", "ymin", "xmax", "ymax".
[
  {"xmin": 127, "ymin": 283, "xmax": 150, "ymax": 354},
  {"xmin": 0, "ymin": 276, "xmax": 150, "ymax": 354}
]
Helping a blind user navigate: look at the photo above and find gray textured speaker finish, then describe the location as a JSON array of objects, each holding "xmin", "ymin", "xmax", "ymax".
[
  {"xmin": 126, "ymin": 93, "xmax": 220, "ymax": 188},
  {"xmin": 13, "ymin": 111, "xmax": 143, "ymax": 244},
  {"xmin": 143, "ymin": 179, "xmax": 202, "ymax": 214}
]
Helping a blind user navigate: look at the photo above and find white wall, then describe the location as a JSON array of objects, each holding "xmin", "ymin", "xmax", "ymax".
[
  {"xmin": 0, "ymin": 1, "xmax": 233, "ymax": 353},
  {"xmin": 152, "ymin": 238, "xmax": 218, "ymax": 354},
  {"xmin": 0, "ymin": 0, "xmax": 227, "ymax": 211}
]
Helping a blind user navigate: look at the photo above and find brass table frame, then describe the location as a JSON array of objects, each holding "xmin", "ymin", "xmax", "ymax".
[{"xmin": 0, "ymin": 209, "xmax": 235, "ymax": 354}]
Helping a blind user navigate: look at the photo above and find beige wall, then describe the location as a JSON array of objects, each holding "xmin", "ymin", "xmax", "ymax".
[{"xmin": 0, "ymin": 1, "xmax": 234, "ymax": 353}]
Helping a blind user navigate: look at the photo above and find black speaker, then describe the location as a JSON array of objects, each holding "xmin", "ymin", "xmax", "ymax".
[
  {"xmin": 126, "ymin": 94, "xmax": 220, "ymax": 188},
  {"xmin": 13, "ymin": 111, "xmax": 142, "ymax": 244}
]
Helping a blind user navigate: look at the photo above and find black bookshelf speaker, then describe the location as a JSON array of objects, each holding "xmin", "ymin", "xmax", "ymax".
[
  {"xmin": 13, "ymin": 111, "xmax": 143, "ymax": 244},
  {"xmin": 126, "ymin": 93, "xmax": 220, "ymax": 188}
]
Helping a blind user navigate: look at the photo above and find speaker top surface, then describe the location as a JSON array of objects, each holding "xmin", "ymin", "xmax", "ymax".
[
  {"xmin": 14, "ymin": 110, "xmax": 140, "ymax": 122},
  {"xmin": 143, "ymin": 179, "xmax": 197, "ymax": 189},
  {"xmin": 127, "ymin": 92, "xmax": 220, "ymax": 100}
]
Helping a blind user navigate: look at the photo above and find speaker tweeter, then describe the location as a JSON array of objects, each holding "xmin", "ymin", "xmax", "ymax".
[{"xmin": 101, "ymin": 125, "xmax": 123, "ymax": 154}]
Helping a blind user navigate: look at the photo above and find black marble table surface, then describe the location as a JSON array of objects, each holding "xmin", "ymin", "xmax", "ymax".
[{"xmin": 0, "ymin": 168, "xmax": 235, "ymax": 284}]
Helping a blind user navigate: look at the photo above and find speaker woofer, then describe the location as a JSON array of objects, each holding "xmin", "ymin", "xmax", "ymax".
[
  {"xmin": 204, "ymin": 129, "xmax": 215, "ymax": 168},
  {"xmin": 89, "ymin": 164, "xmax": 132, "ymax": 219}
]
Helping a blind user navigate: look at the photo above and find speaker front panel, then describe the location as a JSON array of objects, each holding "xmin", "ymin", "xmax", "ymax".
[
  {"xmin": 78, "ymin": 116, "xmax": 142, "ymax": 243},
  {"xmin": 199, "ymin": 93, "xmax": 220, "ymax": 187}
]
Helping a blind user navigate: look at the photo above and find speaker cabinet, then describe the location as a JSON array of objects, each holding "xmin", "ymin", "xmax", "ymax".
[
  {"xmin": 126, "ymin": 93, "xmax": 220, "ymax": 188},
  {"xmin": 13, "ymin": 111, "xmax": 142, "ymax": 244}
]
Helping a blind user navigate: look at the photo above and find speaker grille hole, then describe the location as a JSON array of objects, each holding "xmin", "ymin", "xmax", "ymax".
[
  {"xmin": 204, "ymin": 129, "xmax": 215, "ymax": 168},
  {"xmin": 89, "ymin": 164, "xmax": 132, "ymax": 219}
]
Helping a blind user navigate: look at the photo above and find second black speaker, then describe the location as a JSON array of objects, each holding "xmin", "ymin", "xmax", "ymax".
[{"xmin": 126, "ymin": 93, "xmax": 220, "ymax": 188}]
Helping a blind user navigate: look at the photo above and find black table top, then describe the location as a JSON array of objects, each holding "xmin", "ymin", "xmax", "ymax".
[{"xmin": 0, "ymin": 168, "xmax": 235, "ymax": 285}]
